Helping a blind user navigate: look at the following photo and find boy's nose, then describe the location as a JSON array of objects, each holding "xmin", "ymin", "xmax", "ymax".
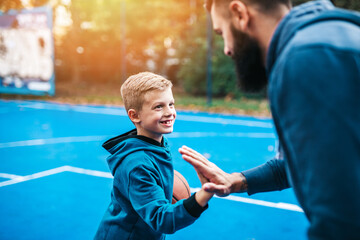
[{"xmin": 164, "ymin": 107, "xmax": 175, "ymax": 116}]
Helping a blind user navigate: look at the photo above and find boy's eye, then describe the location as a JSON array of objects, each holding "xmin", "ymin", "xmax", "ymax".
[{"xmin": 155, "ymin": 105, "xmax": 162, "ymax": 109}]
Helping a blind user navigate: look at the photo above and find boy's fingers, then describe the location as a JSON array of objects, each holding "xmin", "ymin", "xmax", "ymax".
[
  {"xmin": 180, "ymin": 147, "xmax": 224, "ymax": 176},
  {"xmin": 181, "ymin": 154, "xmax": 207, "ymax": 170},
  {"xmin": 182, "ymin": 154, "xmax": 214, "ymax": 178},
  {"xmin": 179, "ymin": 146, "xmax": 210, "ymax": 165},
  {"xmin": 203, "ymin": 183, "xmax": 230, "ymax": 197},
  {"xmin": 179, "ymin": 148, "xmax": 205, "ymax": 164},
  {"xmin": 184, "ymin": 146, "xmax": 209, "ymax": 162},
  {"xmin": 195, "ymin": 169, "xmax": 209, "ymax": 184},
  {"xmin": 180, "ymin": 145, "xmax": 202, "ymax": 157},
  {"xmin": 182, "ymin": 146, "xmax": 202, "ymax": 156},
  {"xmin": 179, "ymin": 146, "xmax": 200, "ymax": 157}
]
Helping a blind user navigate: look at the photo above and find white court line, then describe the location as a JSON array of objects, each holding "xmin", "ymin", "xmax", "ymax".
[
  {"xmin": 0, "ymin": 136, "xmax": 108, "ymax": 149},
  {"xmin": 0, "ymin": 173, "xmax": 23, "ymax": 179},
  {"xmin": 19, "ymin": 102, "xmax": 128, "ymax": 116},
  {"xmin": 176, "ymin": 115, "xmax": 273, "ymax": 128},
  {"xmin": 17, "ymin": 101, "xmax": 272, "ymax": 128},
  {"xmin": 169, "ymin": 132, "xmax": 275, "ymax": 139},
  {"xmin": 65, "ymin": 166, "xmax": 113, "ymax": 179},
  {"xmin": 0, "ymin": 166, "xmax": 303, "ymax": 213},
  {"xmin": 0, "ymin": 132, "xmax": 274, "ymax": 149},
  {"xmin": 0, "ymin": 166, "xmax": 68, "ymax": 187},
  {"xmin": 190, "ymin": 187, "xmax": 303, "ymax": 213},
  {"xmin": 0, "ymin": 166, "xmax": 111, "ymax": 187}
]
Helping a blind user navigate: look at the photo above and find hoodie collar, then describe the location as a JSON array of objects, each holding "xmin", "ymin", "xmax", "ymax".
[
  {"xmin": 266, "ymin": 0, "xmax": 335, "ymax": 75},
  {"xmin": 102, "ymin": 128, "xmax": 164, "ymax": 152}
]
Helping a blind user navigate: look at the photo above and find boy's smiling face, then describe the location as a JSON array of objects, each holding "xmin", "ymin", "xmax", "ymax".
[{"xmin": 132, "ymin": 87, "xmax": 176, "ymax": 142}]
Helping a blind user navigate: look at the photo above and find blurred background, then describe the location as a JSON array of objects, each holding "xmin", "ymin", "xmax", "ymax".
[{"xmin": 0, "ymin": 0, "xmax": 359, "ymax": 115}]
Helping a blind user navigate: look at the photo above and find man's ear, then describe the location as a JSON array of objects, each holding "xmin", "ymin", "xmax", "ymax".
[
  {"xmin": 229, "ymin": 1, "xmax": 249, "ymax": 31},
  {"xmin": 128, "ymin": 109, "xmax": 141, "ymax": 123}
]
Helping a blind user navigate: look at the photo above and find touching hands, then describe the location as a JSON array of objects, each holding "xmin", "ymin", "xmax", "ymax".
[{"xmin": 179, "ymin": 145, "xmax": 248, "ymax": 197}]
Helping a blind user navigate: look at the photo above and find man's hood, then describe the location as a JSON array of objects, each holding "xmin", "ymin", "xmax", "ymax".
[
  {"xmin": 102, "ymin": 129, "xmax": 169, "ymax": 175},
  {"xmin": 266, "ymin": 0, "xmax": 360, "ymax": 74}
]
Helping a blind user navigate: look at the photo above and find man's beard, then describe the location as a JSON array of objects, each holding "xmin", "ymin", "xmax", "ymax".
[{"xmin": 231, "ymin": 24, "xmax": 268, "ymax": 93}]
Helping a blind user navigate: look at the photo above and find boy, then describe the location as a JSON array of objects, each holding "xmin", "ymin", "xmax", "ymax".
[{"xmin": 95, "ymin": 72, "xmax": 213, "ymax": 240}]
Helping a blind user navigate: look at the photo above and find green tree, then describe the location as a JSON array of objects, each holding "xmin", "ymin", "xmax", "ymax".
[
  {"xmin": 176, "ymin": 19, "xmax": 239, "ymax": 98},
  {"xmin": 1, "ymin": 0, "xmax": 358, "ymax": 98},
  {"xmin": 177, "ymin": 0, "xmax": 359, "ymax": 98}
]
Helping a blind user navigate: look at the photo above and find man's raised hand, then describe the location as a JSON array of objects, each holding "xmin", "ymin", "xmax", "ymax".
[{"xmin": 178, "ymin": 145, "xmax": 248, "ymax": 197}]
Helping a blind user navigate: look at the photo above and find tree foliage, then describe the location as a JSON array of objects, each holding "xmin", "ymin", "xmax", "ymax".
[
  {"xmin": 0, "ymin": 0, "xmax": 359, "ymax": 98},
  {"xmin": 176, "ymin": 0, "xmax": 359, "ymax": 98},
  {"xmin": 176, "ymin": 17, "xmax": 238, "ymax": 97},
  {"xmin": 56, "ymin": 0, "xmax": 194, "ymax": 84}
]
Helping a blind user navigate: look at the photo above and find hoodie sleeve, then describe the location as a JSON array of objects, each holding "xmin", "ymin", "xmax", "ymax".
[
  {"xmin": 241, "ymin": 158, "xmax": 290, "ymax": 195},
  {"xmin": 127, "ymin": 164, "xmax": 198, "ymax": 234}
]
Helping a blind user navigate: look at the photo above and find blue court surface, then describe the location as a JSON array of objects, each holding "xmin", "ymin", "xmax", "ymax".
[{"xmin": 0, "ymin": 99, "xmax": 309, "ymax": 239}]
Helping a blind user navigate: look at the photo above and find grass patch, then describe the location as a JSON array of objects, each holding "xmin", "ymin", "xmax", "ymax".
[
  {"xmin": 0, "ymin": 80, "xmax": 271, "ymax": 117},
  {"xmin": 174, "ymin": 94, "xmax": 270, "ymax": 117}
]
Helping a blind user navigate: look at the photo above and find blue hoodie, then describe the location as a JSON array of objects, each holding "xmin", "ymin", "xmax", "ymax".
[
  {"xmin": 243, "ymin": 0, "xmax": 360, "ymax": 239},
  {"xmin": 95, "ymin": 129, "xmax": 207, "ymax": 240}
]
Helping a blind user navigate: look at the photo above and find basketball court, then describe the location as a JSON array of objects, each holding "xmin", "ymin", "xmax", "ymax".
[{"xmin": 0, "ymin": 99, "xmax": 308, "ymax": 239}]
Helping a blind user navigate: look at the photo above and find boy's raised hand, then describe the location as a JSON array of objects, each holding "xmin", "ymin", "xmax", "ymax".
[{"xmin": 179, "ymin": 145, "xmax": 247, "ymax": 197}]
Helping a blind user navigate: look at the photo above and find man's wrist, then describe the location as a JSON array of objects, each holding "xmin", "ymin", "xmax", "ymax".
[{"xmin": 230, "ymin": 172, "xmax": 248, "ymax": 193}]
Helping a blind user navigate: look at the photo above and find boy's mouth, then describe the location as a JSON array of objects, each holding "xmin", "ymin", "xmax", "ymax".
[{"xmin": 160, "ymin": 119, "xmax": 174, "ymax": 126}]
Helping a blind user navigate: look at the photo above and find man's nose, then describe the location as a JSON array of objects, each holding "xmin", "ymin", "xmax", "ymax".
[{"xmin": 224, "ymin": 46, "xmax": 233, "ymax": 57}]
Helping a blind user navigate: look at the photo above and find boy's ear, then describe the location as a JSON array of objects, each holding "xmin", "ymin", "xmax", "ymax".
[{"xmin": 128, "ymin": 109, "xmax": 141, "ymax": 123}]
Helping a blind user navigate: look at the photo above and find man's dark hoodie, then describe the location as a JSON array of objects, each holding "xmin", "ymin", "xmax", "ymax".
[{"xmin": 243, "ymin": 0, "xmax": 360, "ymax": 239}]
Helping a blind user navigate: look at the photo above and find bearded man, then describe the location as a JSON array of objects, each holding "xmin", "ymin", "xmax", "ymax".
[{"xmin": 179, "ymin": 0, "xmax": 360, "ymax": 239}]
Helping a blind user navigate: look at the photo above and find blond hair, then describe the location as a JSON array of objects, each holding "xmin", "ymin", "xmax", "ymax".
[{"xmin": 121, "ymin": 72, "xmax": 173, "ymax": 112}]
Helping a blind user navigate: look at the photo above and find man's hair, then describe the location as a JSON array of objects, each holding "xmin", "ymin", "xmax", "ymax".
[
  {"xmin": 205, "ymin": 0, "xmax": 291, "ymax": 13},
  {"xmin": 120, "ymin": 72, "xmax": 172, "ymax": 112}
]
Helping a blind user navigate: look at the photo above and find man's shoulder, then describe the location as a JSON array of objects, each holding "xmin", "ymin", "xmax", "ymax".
[
  {"xmin": 290, "ymin": 19, "xmax": 360, "ymax": 52},
  {"xmin": 274, "ymin": 17, "xmax": 360, "ymax": 74}
]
